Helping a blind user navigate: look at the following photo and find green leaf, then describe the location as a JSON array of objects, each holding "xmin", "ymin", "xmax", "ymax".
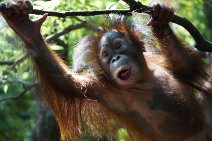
[
  {"xmin": 50, "ymin": 44, "xmax": 64, "ymax": 51},
  {"xmin": 117, "ymin": 128, "xmax": 128, "ymax": 141},
  {"xmin": 3, "ymin": 85, "xmax": 8, "ymax": 94}
]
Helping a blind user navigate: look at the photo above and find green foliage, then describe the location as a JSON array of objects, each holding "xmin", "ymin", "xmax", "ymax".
[
  {"xmin": 117, "ymin": 128, "xmax": 128, "ymax": 141},
  {"xmin": 0, "ymin": 19, "xmax": 35, "ymax": 141}
]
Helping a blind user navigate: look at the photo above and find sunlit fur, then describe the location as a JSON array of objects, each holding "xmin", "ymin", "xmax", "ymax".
[
  {"xmin": 34, "ymin": 18, "xmax": 211, "ymax": 141},
  {"xmin": 34, "ymin": 19, "xmax": 153, "ymax": 140},
  {"xmin": 3, "ymin": 0, "xmax": 212, "ymax": 140}
]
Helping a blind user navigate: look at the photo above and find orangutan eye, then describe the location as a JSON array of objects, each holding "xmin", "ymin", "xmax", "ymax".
[
  {"xmin": 102, "ymin": 50, "xmax": 109, "ymax": 58},
  {"xmin": 114, "ymin": 38, "xmax": 124, "ymax": 51},
  {"xmin": 115, "ymin": 41, "xmax": 122, "ymax": 50}
]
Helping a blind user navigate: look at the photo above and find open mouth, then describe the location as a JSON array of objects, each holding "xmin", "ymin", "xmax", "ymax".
[{"xmin": 117, "ymin": 68, "xmax": 131, "ymax": 81}]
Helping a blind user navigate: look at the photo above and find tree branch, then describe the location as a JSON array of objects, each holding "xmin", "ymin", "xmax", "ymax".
[
  {"xmin": 0, "ymin": 60, "xmax": 14, "ymax": 65},
  {"xmin": 11, "ymin": 53, "xmax": 29, "ymax": 67},
  {"xmin": 0, "ymin": 1, "xmax": 211, "ymax": 52},
  {"xmin": 0, "ymin": 79, "xmax": 35, "ymax": 86},
  {"xmin": 172, "ymin": 16, "xmax": 212, "ymax": 52},
  {"xmin": 121, "ymin": 0, "xmax": 212, "ymax": 52},
  {"xmin": 46, "ymin": 21, "xmax": 87, "ymax": 42},
  {"xmin": 32, "ymin": 5, "xmax": 212, "ymax": 52},
  {"xmin": 0, "ymin": 83, "xmax": 36, "ymax": 102},
  {"xmin": 46, "ymin": 20, "xmax": 101, "ymax": 42},
  {"xmin": 31, "ymin": 9, "xmax": 132, "ymax": 17},
  {"xmin": 0, "ymin": 53, "xmax": 29, "ymax": 66}
]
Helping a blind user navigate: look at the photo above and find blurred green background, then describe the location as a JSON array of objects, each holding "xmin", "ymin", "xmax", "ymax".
[{"xmin": 0, "ymin": 0, "xmax": 211, "ymax": 141}]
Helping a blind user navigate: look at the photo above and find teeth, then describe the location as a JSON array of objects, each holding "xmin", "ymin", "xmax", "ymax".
[
  {"xmin": 118, "ymin": 69, "xmax": 131, "ymax": 80},
  {"xmin": 121, "ymin": 70, "xmax": 129, "ymax": 77}
]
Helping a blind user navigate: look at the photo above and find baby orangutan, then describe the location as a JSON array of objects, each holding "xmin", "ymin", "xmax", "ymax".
[{"xmin": 1, "ymin": 0, "xmax": 212, "ymax": 141}]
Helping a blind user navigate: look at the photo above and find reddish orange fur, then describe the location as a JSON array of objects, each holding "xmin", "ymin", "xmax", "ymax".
[
  {"xmin": 33, "ymin": 45, "xmax": 115, "ymax": 140},
  {"xmin": 31, "ymin": 20, "xmax": 210, "ymax": 141},
  {"xmin": 31, "ymin": 21, "xmax": 157, "ymax": 140},
  {"xmin": 2, "ymin": 0, "xmax": 212, "ymax": 140}
]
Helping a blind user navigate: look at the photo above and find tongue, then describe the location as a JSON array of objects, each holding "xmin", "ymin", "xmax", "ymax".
[{"xmin": 118, "ymin": 69, "xmax": 131, "ymax": 80}]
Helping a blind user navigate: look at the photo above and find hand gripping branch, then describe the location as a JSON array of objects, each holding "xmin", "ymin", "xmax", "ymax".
[{"xmin": 0, "ymin": 0, "xmax": 211, "ymax": 52}]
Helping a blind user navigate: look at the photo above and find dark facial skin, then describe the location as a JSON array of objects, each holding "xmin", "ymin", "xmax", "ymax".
[{"xmin": 98, "ymin": 30, "xmax": 143, "ymax": 87}]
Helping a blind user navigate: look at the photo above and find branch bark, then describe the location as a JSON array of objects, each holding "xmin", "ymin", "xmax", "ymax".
[
  {"xmin": 46, "ymin": 21, "xmax": 87, "ymax": 42},
  {"xmin": 121, "ymin": 0, "xmax": 212, "ymax": 52},
  {"xmin": 31, "ymin": 9, "xmax": 132, "ymax": 17},
  {"xmin": 46, "ymin": 21, "xmax": 101, "ymax": 42},
  {"xmin": 0, "ymin": 53, "xmax": 29, "ymax": 66},
  {"xmin": 0, "ymin": 83, "xmax": 36, "ymax": 102},
  {"xmin": 0, "ymin": 1, "xmax": 211, "ymax": 52},
  {"xmin": 30, "ymin": 4, "xmax": 212, "ymax": 52}
]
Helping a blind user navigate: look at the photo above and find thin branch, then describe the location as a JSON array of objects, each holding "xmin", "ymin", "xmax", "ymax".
[
  {"xmin": 0, "ymin": 60, "xmax": 14, "ymax": 65},
  {"xmin": 0, "ymin": 83, "xmax": 36, "ymax": 102},
  {"xmin": 32, "ymin": 7, "xmax": 212, "ymax": 52},
  {"xmin": 34, "ymin": 2, "xmax": 212, "ymax": 52},
  {"xmin": 0, "ymin": 5, "xmax": 133, "ymax": 17},
  {"xmin": 0, "ymin": 53, "xmax": 29, "ymax": 66},
  {"xmin": 172, "ymin": 16, "xmax": 212, "ymax": 52},
  {"xmin": 0, "ymin": 79, "xmax": 35, "ymax": 86},
  {"xmin": 71, "ymin": 17, "xmax": 101, "ymax": 31},
  {"xmin": 32, "ymin": 9, "xmax": 132, "ymax": 17},
  {"xmin": 84, "ymin": 22, "xmax": 101, "ymax": 32},
  {"xmin": 0, "ymin": 1, "xmax": 211, "ymax": 52},
  {"xmin": 46, "ymin": 20, "xmax": 101, "ymax": 42},
  {"xmin": 46, "ymin": 21, "xmax": 87, "ymax": 42},
  {"xmin": 11, "ymin": 53, "xmax": 29, "ymax": 67},
  {"xmin": 121, "ymin": 0, "xmax": 212, "ymax": 52}
]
